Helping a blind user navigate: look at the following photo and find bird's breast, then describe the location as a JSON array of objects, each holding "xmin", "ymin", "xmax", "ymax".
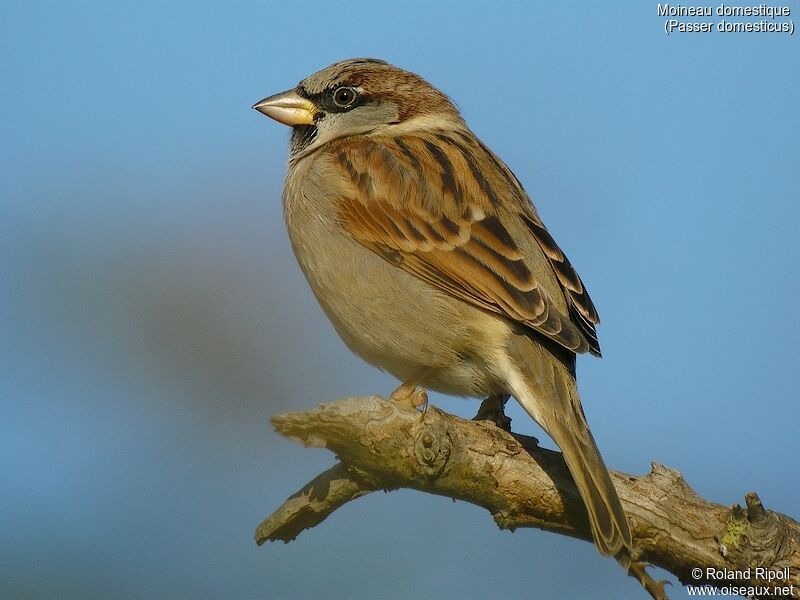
[{"xmin": 281, "ymin": 158, "xmax": 509, "ymax": 397}]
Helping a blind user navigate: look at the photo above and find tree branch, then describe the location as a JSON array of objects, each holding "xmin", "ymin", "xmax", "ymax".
[{"xmin": 256, "ymin": 396, "xmax": 800, "ymax": 599}]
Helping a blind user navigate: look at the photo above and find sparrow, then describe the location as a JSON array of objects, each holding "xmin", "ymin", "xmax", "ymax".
[{"xmin": 253, "ymin": 58, "xmax": 631, "ymax": 556}]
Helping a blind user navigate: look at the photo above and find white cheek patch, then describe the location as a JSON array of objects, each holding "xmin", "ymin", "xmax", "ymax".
[
  {"xmin": 300, "ymin": 103, "xmax": 402, "ymax": 157},
  {"xmin": 385, "ymin": 113, "xmax": 462, "ymax": 135}
]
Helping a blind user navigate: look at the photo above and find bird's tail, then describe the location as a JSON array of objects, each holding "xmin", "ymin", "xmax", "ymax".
[{"xmin": 506, "ymin": 334, "xmax": 631, "ymax": 556}]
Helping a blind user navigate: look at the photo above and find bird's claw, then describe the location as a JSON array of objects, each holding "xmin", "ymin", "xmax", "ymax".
[
  {"xmin": 389, "ymin": 384, "xmax": 429, "ymax": 412},
  {"xmin": 626, "ymin": 560, "xmax": 671, "ymax": 600}
]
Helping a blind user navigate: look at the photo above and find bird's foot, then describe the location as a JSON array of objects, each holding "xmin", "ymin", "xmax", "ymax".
[
  {"xmin": 389, "ymin": 381, "xmax": 429, "ymax": 412},
  {"xmin": 624, "ymin": 558, "xmax": 671, "ymax": 600},
  {"xmin": 473, "ymin": 394, "xmax": 512, "ymax": 431}
]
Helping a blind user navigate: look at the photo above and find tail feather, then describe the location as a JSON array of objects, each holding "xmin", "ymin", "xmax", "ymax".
[{"xmin": 506, "ymin": 334, "xmax": 631, "ymax": 555}]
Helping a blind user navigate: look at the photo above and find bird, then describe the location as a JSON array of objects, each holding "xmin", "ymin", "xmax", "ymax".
[{"xmin": 252, "ymin": 58, "xmax": 631, "ymax": 557}]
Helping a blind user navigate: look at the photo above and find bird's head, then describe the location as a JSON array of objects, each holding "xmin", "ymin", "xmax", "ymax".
[{"xmin": 253, "ymin": 58, "xmax": 463, "ymax": 157}]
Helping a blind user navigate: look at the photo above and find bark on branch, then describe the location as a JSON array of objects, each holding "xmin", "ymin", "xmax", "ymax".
[{"xmin": 256, "ymin": 396, "xmax": 799, "ymax": 599}]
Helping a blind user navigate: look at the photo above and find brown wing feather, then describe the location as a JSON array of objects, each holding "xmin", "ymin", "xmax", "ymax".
[
  {"xmin": 521, "ymin": 215, "xmax": 601, "ymax": 353},
  {"xmin": 458, "ymin": 131, "xmax": 602, "ymax": 355},
  {"xmin": 331, "ymin": 132, "xmax": 599, "ymax": 355}
]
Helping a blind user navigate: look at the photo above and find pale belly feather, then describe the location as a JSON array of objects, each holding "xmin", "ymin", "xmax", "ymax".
[{"xmin": 282, "ymin": 173, "xmax": 511, "ymax": 398}]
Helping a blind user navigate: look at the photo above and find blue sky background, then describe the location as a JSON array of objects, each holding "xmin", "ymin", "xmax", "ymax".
[{"xmin": 2, "ymin": 2, "xmax": 798, "ymax": 598}]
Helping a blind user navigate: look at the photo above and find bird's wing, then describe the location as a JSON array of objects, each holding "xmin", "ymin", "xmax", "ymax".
[{"xmin": 326, "ymin": 130, "xmax": 601, "ymax": 356}]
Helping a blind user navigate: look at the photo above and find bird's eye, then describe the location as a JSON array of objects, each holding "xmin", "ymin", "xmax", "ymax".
[{"xmin": 332, "ymin": 86, "xmax": 358, "ymax": 108}]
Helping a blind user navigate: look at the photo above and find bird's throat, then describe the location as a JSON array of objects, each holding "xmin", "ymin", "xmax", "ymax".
[{"xmin": 290, "ymin": 125, "xmax": 318, "ymax": 157}]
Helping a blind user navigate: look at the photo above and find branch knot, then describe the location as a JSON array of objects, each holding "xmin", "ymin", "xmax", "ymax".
[{"xmin": 412, "ymin": 415, "xmax": 452, "ymax": 479}]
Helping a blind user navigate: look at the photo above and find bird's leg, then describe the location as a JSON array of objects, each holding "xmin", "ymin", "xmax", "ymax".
[
  {"xmin": 473, "ymin": 394, "xmax": 512, "ymax": 431},
  {"xmin": 621, "ymin": 553, "xmax": 670, "ymax": 600},
  {"xmin": 389, "ymin": 367, "xmax": 434, "ymax": 412}
]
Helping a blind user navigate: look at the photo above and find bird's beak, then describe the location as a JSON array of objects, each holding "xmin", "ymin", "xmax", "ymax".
[{"xmin": 252, "ymin": 89, "xmax": 316, "ymax": 126}]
